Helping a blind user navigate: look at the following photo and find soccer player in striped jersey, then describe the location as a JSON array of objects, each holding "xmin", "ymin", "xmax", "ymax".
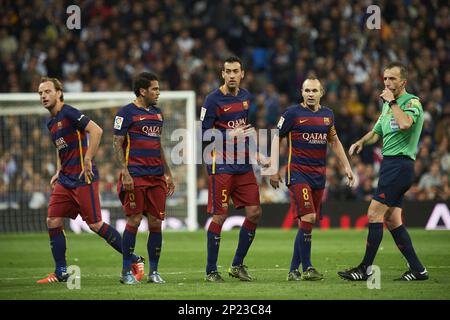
[
  {"xmin": 113, "ymin": 72, "xmax": 175, "ymax": 285},
  {"xmin": 37, "ymin": 77, "xmax": 144, "ymax": 284},
  {"xmin": 201, "ymin": 56, "xmax": 265, "ymax": 282},
  {"xmin": 270, "ymin": 78, "xmax": 354, "ymax": 281}
]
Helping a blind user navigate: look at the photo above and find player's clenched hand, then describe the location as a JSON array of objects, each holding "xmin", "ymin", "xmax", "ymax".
[
  {"xmin": 79, "ymin": 157, "xmax": 94, "ymax": 183},
  {"xmin": 349, "ymin": 141, "xmax": 363, "ymax": 156},
  {"xmin": 165, "ymin": 174, "xmax": 175, "ymax": 197},
  {"xmin": 50, "ymin": 173, "xmax": 59, "ymax": 189},
  {"xmin": 121, "ymin": 169, "xmax": 134, "ymax": 191},
  {"xmin": 269, "ymin": 173, "xmax": 283, "ymax": 189}
]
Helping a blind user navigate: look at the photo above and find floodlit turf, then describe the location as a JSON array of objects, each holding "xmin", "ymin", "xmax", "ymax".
[{"xmin": 0, "ymin": 229, "xmax": 449, "ymax": 300}]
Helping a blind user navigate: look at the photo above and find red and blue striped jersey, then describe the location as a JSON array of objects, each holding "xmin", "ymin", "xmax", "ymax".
[
  {"xmin": 277, "ymin": 104, "xmax": 336, "ymax": 189},
  {"xmin": 46, "ymin": 104, "xmax": 98, "ymax": 189},
  {"xmin": 114, "ymin": 103, "xmax": 164, "ymax": 181},
  {"xmin": 201, "ymin": 86, "xmax": 252, "ymax": 175}
]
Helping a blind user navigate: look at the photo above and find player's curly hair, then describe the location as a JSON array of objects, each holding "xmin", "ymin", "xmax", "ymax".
[
  {"xmin": 39, "ymin": 77, "xmax": 64, "ymax": 101},
  {"xmin": 133, "ymin": 72, "xmax": 159, "ymax": 97}
]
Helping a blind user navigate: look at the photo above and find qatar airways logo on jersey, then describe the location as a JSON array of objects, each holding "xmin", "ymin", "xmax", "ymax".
[
  {"xmin": 227, "ymin": 118, "xmax": 246, "ymax": 128},
  {"xmin": 55, "ymin": 137, "xmax": 68, "ymax": 150},
  {"xmin": 142, "ymin": 125, "xmax": 161, "ymax": 137},
  {"xmin": 302, "ymin": 132, "xmax": 328, "ymax": 144}
]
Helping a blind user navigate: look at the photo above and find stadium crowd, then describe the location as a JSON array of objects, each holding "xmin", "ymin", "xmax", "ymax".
[{"xmin": 1, "ymin": 0, "xmax": 449, "ymax": 209}]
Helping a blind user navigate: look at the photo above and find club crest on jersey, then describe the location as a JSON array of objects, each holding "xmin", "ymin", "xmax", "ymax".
[
  {"xmin": 157, "ymin": 114, "xmax": 163, "ymax": 121},
  {"xmin": 57, "ymin": 121, "xmax": 62, "ymax": 128},
  {"xmin": 243, "ymin": 100, "xmax": 249, "ymax": 109},
  {"xmin": 323, "ymin": 117, "xmax": 330, "ymax": 125}
]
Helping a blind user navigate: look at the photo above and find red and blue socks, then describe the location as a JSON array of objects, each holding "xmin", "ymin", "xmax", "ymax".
[
  {"xmin": 361, "ymin": 222, "xmax": 384, "ymax": 268},
  {"xmin": 206, "ymin": 221, "xmax": 222, "ymax": 274},
  {"xmin": 48, "ymin": 226, "xmax": 67, "ymax": 277},
  {"xmin": 148, "ymin": 228, "xmax": 162, "ymax": 273},
  {"xmin": 390, "ymin": 224, "xmax": 425, "ymax": 272},
  {"xmin": 232, "ymin": 219, "xmax": 257, "ymax": 267},
  {"xmin": 299, "ymin": 221, "xmax": 313, "ymax": 272}
]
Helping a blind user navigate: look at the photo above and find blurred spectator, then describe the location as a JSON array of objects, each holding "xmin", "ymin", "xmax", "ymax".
[
  {"xmin": 64, "ymin": 72, "xmax": 83, "ymax": 92},
  {"xmin": 418, "ymin": 161, "xmax": 444, "ymax": 200}
]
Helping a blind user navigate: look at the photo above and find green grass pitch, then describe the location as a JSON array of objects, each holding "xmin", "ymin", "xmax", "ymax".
[{"xmin": 0, "ymin": 229, "xmax": 449, "ymax": 300}]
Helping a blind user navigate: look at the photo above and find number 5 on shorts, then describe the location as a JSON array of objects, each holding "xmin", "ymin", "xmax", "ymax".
[{"xmin": 222, "ymin": 189, "xmax": 228, "ymax": 203}]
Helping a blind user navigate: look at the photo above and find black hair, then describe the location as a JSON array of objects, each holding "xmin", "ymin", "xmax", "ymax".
[
  {"xmin": 223, "ymin": 56, "xmax": 243, "ymax": 70},
  {"xmin": 133, "ymin": 72, "xmax": 159, "ymax": 97}
]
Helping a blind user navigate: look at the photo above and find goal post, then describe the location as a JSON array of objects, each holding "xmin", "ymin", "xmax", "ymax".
[{"xmin": 0, "ymin": 91, "xmax": 198, "ymax": 232}]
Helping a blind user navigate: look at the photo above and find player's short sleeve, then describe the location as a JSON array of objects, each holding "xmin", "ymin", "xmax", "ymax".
[
  {"xmin": 64, "ymin": 105, "xmax": 90, "ymax": 131},
  {"xmin": 372, "ymin": 113, "xmax": 383, "ymax": 135},
  {"xmin": 201, "ymin": 95, "xmax": 217, "ymax": 134},
  {"xmin": 404, "ymin": 99, "xmax": 422, "ymax": 124},
  {"xmin": 113, "ymin": 108, "xmax": 132, "ymax": 136},
  {"xmin": 277, "ymin": 108, "xmax": 294, "ymax": 137}
]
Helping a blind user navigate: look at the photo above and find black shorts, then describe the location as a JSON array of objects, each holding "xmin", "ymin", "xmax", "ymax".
[{"xmin": 373, "ymin": 156, "xmax": 414, "ymax": 208}]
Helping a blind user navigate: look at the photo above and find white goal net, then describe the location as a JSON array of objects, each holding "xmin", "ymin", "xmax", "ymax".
[{"xmin": 0, "ymin": 91, "xmax": 197, "ymax": 232}]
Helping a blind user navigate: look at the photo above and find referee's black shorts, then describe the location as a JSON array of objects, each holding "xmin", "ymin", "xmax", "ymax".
[{"xmin": 373, "ymin": 155, "xmax": 415, "ymax": 208}]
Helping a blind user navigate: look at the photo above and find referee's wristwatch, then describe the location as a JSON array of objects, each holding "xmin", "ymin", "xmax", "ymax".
[{"xmin": 388, "ymin": 99, "xmax": 397, "ymax": 107}]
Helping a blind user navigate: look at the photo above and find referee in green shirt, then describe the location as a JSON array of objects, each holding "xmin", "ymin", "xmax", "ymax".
[{"xmin": 338, "ymin": 62, "xmax": 428, "ymax": 281}]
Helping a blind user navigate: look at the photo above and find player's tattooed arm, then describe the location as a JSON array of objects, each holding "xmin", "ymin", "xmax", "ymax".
[{"xmin": 113, "ymin": 135, "xmax": 133, "ymax": 191}]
